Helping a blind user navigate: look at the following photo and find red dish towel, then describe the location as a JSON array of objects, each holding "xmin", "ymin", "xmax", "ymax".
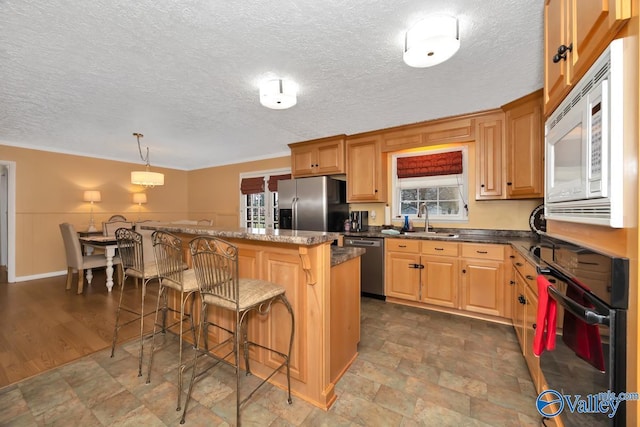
[
  {"xmin": 533, "ymin": 275, "xmax": 557, "ymax": 356},
  {"xmin": 562, "ymin": 285, "xmax": 606, "ymax": 372}
]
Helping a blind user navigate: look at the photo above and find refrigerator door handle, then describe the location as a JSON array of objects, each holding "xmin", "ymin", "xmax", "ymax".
[{"xmin": 292, "ymin": 197, "xmax": 299, "ymax": 230}]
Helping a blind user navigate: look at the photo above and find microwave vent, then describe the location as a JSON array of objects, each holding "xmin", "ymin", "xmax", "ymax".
[{"xmin": 546, "ymin": 204, "xmax": 610, "ymax": 220}]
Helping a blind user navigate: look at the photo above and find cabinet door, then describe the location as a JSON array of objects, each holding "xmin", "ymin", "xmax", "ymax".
[
  {"xmin": 504, "ymin": 92, "xmax": 544, "ymax": 199},
  {"xmin": 544, "ymin": 0, "xmax": 570, "ymax": 114},
  {"xmin": 460, "ymin": 259, "xmax": 505, "ymax": 317},
  {"xmin": 571, "ymin": 0, "xmax": 631, "ymax": 82},
  {"xmin": 421, "ymin": 255, "xmax": 459, "ymax": 308},
  {"xmin": 315, "ymin": 139, "xmax": 345, "ymax": 175},
  {"xmin": 475, "ymin": 113, "xmax": 505, "ymax": 200},
  {"xmin": 291, "ymin": 146, "xmax": 317, "ymax": 177},
  {"xmin": 385, "ymin": 251, "xmax": 420, "ymax": 301},
  {"xmin": 524, "ymin": 284, "xmax": 541, "ymax": 391},
  {"xmin": 512, "ymin": 269, "xmax": 527, "ymax": 351},
  {"xmin": 346, "ymin": 134, "xmax": 386, "ymax": 202}
]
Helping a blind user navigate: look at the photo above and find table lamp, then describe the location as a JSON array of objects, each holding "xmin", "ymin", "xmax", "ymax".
[
  {"xmin": 83, "ymin": 190, "xmax": 101, "ymax": 231},
  {"xmin": 133, "ymin": 192, "xmax": 147, "ymax": 220}
]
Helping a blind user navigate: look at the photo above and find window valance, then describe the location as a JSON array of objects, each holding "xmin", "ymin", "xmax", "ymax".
[
  {"xmin": 397, "ymin": 151, "xmax": 463, "ymax": 178},
  {"xmin": 240, "ymin": 177, "xmax": 265, "ymax": 195},
  {"xmin": 267, "ymin": 174, "xmax": 291, "ymax": 192}
]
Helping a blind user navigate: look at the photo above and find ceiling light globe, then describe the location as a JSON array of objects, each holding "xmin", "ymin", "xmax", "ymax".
[
  {"xmin": 259, "ymin": 78, "xmax": 297, "ymax": 109},
  {"xmin": 404, "ymin": 15, "xmax": 460, "ymax": 68}
]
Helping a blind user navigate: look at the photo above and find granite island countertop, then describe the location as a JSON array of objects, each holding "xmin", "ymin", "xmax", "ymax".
[{"xmin": 139, "ymin": 223, "xmax": 340, "ymax": 246}]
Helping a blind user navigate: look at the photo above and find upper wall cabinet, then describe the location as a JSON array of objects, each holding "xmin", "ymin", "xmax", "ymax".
[
  {"xmin": 503, "ymin": 90, "xmax": 544, "ymax": 199},
  {"xmin": 544, "ymin": 0, "xmax": 631, "ymax": 115},
  {"xmin": 475, "ymin": 91, "xmax": 544, "ymax": 200},
  {"xmin": 381, "ymin": 116, "xmax": 475, "ymax": 152},
  {"xmin": 289, "ymin": 135, "xmax": 346, "ymax": 178},
  {"xmin": 346, "ymin": 134, "xmax": 387, "ymax": 203},
  {"xmin": 475, "ymin": 110, "xmax": 505, "ymax": 200}
]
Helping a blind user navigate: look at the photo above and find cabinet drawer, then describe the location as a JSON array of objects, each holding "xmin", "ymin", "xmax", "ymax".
[
  {"xmin": 386, "ymin": 239, "xmax": 420, "ymax": 253},
  {"xmin": 421, "ymin": 241, "xmax": 459, "ymax": 256},
  {"xmin": 461, "ymin": 243, "xmax": 505, "ymax": 261}
]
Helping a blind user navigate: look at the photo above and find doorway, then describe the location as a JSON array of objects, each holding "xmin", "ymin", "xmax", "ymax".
[{"xmin": 0, "ymin": 161, "xmax": 16, "ymax": 283}]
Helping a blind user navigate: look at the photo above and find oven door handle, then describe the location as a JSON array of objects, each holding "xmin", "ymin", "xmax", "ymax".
[{"xmin": 546, "ymin": 281, "xmax": 610, "ymax": 326}]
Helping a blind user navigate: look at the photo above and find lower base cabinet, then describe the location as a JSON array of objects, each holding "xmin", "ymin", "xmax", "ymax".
[{"xmin": 385, "ymin": 239, "xmax": 509, "ymax": 319}]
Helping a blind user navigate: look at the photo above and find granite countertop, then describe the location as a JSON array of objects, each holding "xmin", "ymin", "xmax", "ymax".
[
  {"xmin": 344, "ymin": 226, "xmax": 540, "ymax": 246},
  {"xmin": 331, "ymin": 247, "xmax": 366, "ymax": 267},
  {"xmin": 139, "ymin": 223, "xmax": 339, "ymax": 246}
]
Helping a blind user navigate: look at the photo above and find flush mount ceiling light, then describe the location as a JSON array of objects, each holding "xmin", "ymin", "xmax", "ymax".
[
  {"xmin": 130, "ymin": 132, "xmax": 164, "ymax": 188},
  {"xmin": 259, "ymin": 78, "xmax": 297, "ymax": 109},
  {"xmin": 403, "ymin": 14, "xmax": 460, "ymax": 68}
]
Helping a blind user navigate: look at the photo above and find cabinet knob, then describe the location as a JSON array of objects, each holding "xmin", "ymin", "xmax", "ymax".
[
  {"xmin": 518, "ymin": 295, "xmax": 526, "ymax": 305},
  {"xmin": 526, "ymin": 275, "xmax": 535, "ymax": 281},
  {"xmin": 462, "ymin": 269, "xmax": 466, "ymax": 274},
  {"xmin": 507, "ymin": 182, "xmax": 513, "ymax": 186},
  {"xmin": 480, "ymin": 184, "xmax": 485, "ymax": 188},
  {"xmin": 532, "ymin": 323, "xmax": 537, "ymax": 330},
  {"xmin": 509, "ymin": 280, "xmax": 515, "ymax": 285},
  {"xmin": 552, "ymin": 43, "xmax": 573, "ymax": 63}
]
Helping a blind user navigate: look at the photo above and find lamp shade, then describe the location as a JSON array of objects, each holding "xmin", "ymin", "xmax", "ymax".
[
  {"xmin": 133, "ymin": 193, "xmax": 147, "ymax": 204},
  {"xmin": 131, "ymin": 171, "xmax": 165, "ymax": 187},
  {"xmin": 83, "ymin": 190, "xmax": 101, "ymax": 203},
  {"xmin": 259, "ymin": 78, "xmax": 297, "ymax": 109},
  {"xmin": 403, "ymin": 15, "xmax": 460, "ymax": 68}
]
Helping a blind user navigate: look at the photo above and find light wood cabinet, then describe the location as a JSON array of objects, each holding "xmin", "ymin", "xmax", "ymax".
[
  {"xmin": 385, "ymin": 239, "xmax": 510, "ymax": 318},
  {"xmin": 346, "ymin": 134, "xmax": 387, "ymax": 202},
  {"xmin": 385, "ymin": 239, "xmax": 459, "ymax": 307},
  {"xmin": 502, "ymin": 90, "xmax": 544, "ymax": 199},
  {"xmin": 475, "ymin": 111, "xmax": 505, "ymax": 200},
  {"xmin": 289, "ymin": 135, "xmax": 346, "ymax": 178},
  {"xmin": 523, "ymin": 284, "xmax": 541, "ymax": 390},
  {"xmin": 544, "ymin": 0, "xmax": 631, "ymax": 115},
  {"xmin": 460, "ymin": 243, "xmax": 506, "ymax": 317}
]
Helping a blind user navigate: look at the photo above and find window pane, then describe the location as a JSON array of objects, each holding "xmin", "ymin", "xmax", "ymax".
[
  {"xmin": 401, "ymin": 189, "xmax": 418, "ymax": 201},
  {"xmin": 401, "ymin": 201, "xmax": 418, "ymax": 215},
  {"xmin": 439, "ymin": 187, "xmax": 457, "ymax": 200},
  {"xmin": 440, "ymin": 201, "xmax": 460, "ymax": 215}
]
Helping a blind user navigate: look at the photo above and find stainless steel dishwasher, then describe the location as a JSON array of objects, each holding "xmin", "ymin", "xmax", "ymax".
[{"xmin": 343, "ymin": 236, "xmax": 385, "ymax": 299}]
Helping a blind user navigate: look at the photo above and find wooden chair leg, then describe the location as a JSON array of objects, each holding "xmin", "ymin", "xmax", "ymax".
[
  {"xmin": 66, "ymin": 267, "xmax": 73, "ymax": 290},
  {"xmin": 77, "ymin": 268, "xmax": 84, "ymax": 294}
]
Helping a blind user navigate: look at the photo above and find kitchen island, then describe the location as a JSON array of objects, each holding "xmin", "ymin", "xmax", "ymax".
[{"xmin": 140, "ymin": 223, "xmax": 364, "ymax": 410}]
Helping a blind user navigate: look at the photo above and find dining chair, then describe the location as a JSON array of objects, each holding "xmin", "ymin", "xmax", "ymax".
[
  {"xmin": 108, "ymin": 214, "xmax": 127, "ymax": 222},
  {"xmin": 103, "ymin": 220, "xmax": 133, "ymax": 236},
  {"xmin": 178, "ymin": 236, "xmax": 294, "ymax": 425},
  {"xmin": 145, "ymin": 231, "xmax": 198, "ymax": 384},
  {"xmin": 111, "ymin": 228, "xmax": 160, "ymax": 377},
  {"xmin": 59, "ymin": 223, "xmax": 122, "ymax": 294}
]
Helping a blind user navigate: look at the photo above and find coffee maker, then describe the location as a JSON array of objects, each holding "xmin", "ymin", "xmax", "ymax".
[{"xmin": 350, "ymin": 211, "xmax": 369, "ymax": 232}]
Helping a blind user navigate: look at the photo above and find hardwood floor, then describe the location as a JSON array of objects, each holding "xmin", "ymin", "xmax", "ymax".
[{"xmin": 0, "ymin": 270, "xmax": 156, "ymax": 387}]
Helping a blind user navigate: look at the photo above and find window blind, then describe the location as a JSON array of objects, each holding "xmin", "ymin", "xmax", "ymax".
[
  {"xmin": 240, "ymin": 177, "xmax": 265, "ymax": 195},
  {"xmin": 267, "ymin": 174, "xmax": 291, "ymax": 192},
  {"xmin": 396, "ymin": 151, "xmax": 463, "ymax": 178}
]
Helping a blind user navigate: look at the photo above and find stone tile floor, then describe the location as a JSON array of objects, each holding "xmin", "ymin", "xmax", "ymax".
[{"xmin": 0, "ymin": 298, "xmax": 542, "ymax": 426}]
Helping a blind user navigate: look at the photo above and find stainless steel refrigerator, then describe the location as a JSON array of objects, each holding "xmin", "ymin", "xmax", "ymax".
[{"xmin": 278, "ymin": 176, "xmax": 349, "ymax": 232}]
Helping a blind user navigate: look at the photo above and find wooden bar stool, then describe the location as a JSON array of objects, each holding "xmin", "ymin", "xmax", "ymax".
[{"xmin": 178, "ymin": 236, "xmax": 294, "ymax": 425}]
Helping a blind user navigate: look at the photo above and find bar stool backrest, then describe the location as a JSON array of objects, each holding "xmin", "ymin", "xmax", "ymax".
[
  {"xmin": 189, "ymin": 236, "xmax": 238, "ymax": 308},
  {"xmin": 152, "ymin": 231, "xmax": 185, "ymax": 288},
  {"xmin": 115, "ymin": 228, "xmax": 145, "ymax": 276}
]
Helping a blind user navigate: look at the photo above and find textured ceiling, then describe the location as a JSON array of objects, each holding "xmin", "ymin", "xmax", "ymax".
[{"xmin": 0, "ymin": 0, "xmax": 544, "ymax": 170}]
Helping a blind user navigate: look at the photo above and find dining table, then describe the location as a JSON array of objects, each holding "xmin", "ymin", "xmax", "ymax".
[{"xmin": 79, "ymin": 235, "xmax": 119, "ymax": 292}]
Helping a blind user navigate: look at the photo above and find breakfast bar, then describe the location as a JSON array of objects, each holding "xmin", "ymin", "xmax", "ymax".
[{"xmin": 140, "ymin": 223, "xmax": 364, "ymax": 410}]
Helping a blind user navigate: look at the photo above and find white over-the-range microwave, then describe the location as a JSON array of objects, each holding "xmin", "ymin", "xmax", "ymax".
[{"xmin": 545, "ymin": 38, "xmax": 625, "ymax": 228}]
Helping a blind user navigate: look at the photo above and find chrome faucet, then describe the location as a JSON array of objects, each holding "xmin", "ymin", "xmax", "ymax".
[{"xmin": 417, "ymin": 202, "xmax": 431, "ymax": 232}]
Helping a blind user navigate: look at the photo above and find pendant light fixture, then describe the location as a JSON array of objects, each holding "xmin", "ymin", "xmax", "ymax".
[
  {"xmin": 130, "ymin": 132, "xmax": 164, "ymax": 187},
  {"xmin": 259, "ymin": 78, "xmax": 297, "ymax": 109},
  {"xmin": 403, "ymin": 14, "xmax": 460, "ymax": 68}
]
